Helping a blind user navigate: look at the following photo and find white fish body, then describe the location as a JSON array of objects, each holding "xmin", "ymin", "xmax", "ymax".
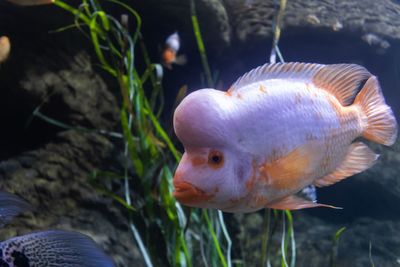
[
  {"xmin": 165, "ymin": 31, "xmax": 180, "ymax": 52},
  {"xmin": 173, "ymin": 63, "xmax": 398, "ymax": 212}
]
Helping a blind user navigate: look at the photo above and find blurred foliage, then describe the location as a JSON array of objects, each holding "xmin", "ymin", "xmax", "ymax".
[
  {"xmin": 52, "ymin": 0, "xmax": 231, "ymax": 266},
  {"xmin": 330, "ymin": 227, "xmax": 346, "ymax": 267}
]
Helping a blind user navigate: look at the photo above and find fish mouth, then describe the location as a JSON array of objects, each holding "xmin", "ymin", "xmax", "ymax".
[{"xmin": 173, "ymin": 181, "xmax": 213, "ymax": 206}]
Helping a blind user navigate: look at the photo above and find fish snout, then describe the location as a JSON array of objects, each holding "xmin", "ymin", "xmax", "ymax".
[{"xmin": 173, "ymin": 180, "xmax": 212, "ymax": 206}]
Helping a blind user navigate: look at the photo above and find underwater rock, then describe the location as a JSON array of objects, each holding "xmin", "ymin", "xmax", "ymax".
[
  {"xmin": 235, "ymin": 211, "xmax": 400, "ymax": 266},
  {"xmin": 138, "ymin": 0, "xmax": 400, "ymax": 53},
  {"xmin": 0, "ymin": 6, "xmax": 143, "ymax": 265},
  {"xmin": 1, "ymin": 50, "xmax": 119, "ymax": 129},
  {"xmin": 294, "ymin": 215, "xmax": 400, "ymax": 267},
  {"xmin": 225, "ymin": 0, "xmax": 400, "ymax": 47},
  {"xmin": 0, "ymin": 131, "xmax": 144, "ymax": 267}
]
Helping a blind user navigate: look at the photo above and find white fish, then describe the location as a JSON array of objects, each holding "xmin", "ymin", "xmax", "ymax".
[
  {"xmin": 172, "ymin": 63, "xmax": 398, "ymax": 212},
  {"xmin": 161, "ymin": 31, "xmax": 187, "ymax": 69}
]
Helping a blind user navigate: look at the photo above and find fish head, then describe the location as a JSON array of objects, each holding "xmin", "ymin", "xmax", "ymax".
[
  {"xmin": 173, "ymin": 89, "xmax": 253, "ymax": 209},
  {"xmin": 173, "ymin": 146, "xmax": 253, "ymax": 209}
]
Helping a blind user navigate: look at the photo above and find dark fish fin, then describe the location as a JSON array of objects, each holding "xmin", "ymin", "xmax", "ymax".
[
  {"xmin": 354, "ymin": 76, "xmax": 398, "ymax": 146},
  {"xmin": 314, "ymin": 142, "xmax": 378, "ymax": 187},
  {"xmin": 266, "ymin": 194, "xmax": 340, "ymax": 210},
  {"xmin": 0, "ymin": 191, "xmax": 32, "ymax": 227},
  {"xmin": 0, "ymin": 230, "xmax": 115, "ymax": 267},
  {"xmin": 230, "ymin": 62, "xmax": 371, "ymax": 106}
]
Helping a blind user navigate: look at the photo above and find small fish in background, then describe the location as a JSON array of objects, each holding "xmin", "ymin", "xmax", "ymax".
[
  {"xmin": 0, "ymin": 192, "xmax": 115, "ymax": 266},
  {"xmin": 161, "ymin": 31, "xmax": 187, "ymax": 70},
  {"xmin": 5, "ymin": 0, "xmax": 54, "ymax": 6},
  {"xmin": 0, "ymin": 36, "xmax": 11, "ymax": 63},
  {"xmin": 172, "ymin": 62, "xmax": 398, "ymax": 212}
]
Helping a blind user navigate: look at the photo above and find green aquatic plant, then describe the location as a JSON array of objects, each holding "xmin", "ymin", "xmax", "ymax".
[
  {"xmin": 49, "ymin": 0, "xmax": 232, "ymax": 266},
  {"xmin": 330, "ymin": 226, "xmax": 346, "ymax": 267}
]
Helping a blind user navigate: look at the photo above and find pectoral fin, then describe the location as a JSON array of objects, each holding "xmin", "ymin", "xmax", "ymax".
[
  {"xmin": 314, "ymin": 142, "xmax": 378, "ymax": 187},
  {"xmin": 266, "ymin": 195, "xmax": 341, "ymax": 210}
]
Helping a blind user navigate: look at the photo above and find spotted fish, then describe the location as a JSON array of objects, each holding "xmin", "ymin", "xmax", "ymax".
[
  {"xmin": 0, "ymin": 230, "xmax": 115, "ymax": 267},
  {"xmin": 0, "ymin": 192, "xmax": 114, "ymax": 266}
]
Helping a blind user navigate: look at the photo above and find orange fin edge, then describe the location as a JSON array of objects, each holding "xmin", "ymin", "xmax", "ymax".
[
  {"xmin": 314, "ymin": 142, "xmax": 378, "ymax": 187},
  {"xmin": 266, "ymin": 195, "xmax": 341, "ymax": 210}
]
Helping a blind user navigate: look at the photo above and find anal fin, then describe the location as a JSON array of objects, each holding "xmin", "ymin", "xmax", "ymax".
[
  {"xmin": 266, "ymin": 195, "xmax": 340, "ymax": 210},
  {"xmin": 314, "ymin": 142, "xmax": 378, "ymax": 187}
]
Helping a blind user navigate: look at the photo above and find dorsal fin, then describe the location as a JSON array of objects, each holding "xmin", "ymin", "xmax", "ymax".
[{"xmin": 230, "ymin": 62, "xmax": 371, "ymax": 106}]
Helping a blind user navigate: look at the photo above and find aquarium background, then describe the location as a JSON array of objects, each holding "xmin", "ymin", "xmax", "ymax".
[{"xmin": 0, "ymin": 0, "xmax": 399, "ymax": 266}]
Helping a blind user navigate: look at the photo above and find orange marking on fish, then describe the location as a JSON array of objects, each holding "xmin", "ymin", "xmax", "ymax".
[
  {"xmin": 225, "ymin": 91, "xmax": 233, "ymax": 97},
  {"xmin": 225, "ymin": 87, "xmax": 233, "ymax": 97},
  {"xmin": 245, "ymin": 160, "xmax": 259, "ymax": 191},
  {"xmin": 249, "ymin": 194, "xmax": 268, "ymax": 207},
  {"xmin": 259, "ymin": 85, "xmax": 267, "ymax": 93},
  {"xmin": 322, "ymin": 155, "xmax": 332, "ymax": 169},
  {"xmin": 173, "ymin": 181, "xmax": 214, "ymax": 205},
  {"xmin": 162, "ymin": 48, "xmax": 176, "ymax": 65},
  {"xmin": 174, "ymin": 170, "xmax": 184, "ymax": 182},
  {"xmin": 326, "ymin": 93, "xmax": 346, "ymax": 126},
  {"xmin": 229, "ymin": 197, "xmax": 240, "ymax": 204},
  {"xmin": 260, "ymin": 146, "xmax": 312, "ymax": 191},
  {"xmin": 191, "ymin": 156, "xmax": 206, "ymax": 166},
  {"xmin": 237, "ymin": 93, "xmax": 243, "ymax": 99}
]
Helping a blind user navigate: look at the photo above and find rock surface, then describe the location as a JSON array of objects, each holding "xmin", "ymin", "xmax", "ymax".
[
  {"xmin": 0, "ymin": 131, "xmax": 143, "ymax": 267},
  {"xmin": 0, "ymin": 3, "xmax": 144, "ymax": 265}
]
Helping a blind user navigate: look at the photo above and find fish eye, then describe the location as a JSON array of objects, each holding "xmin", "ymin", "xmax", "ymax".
[{"xmin": 208, "ymin": 150, "xmax": 224, "ymax": 168}]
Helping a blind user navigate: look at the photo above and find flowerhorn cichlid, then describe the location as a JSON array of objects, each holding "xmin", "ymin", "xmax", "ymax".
[
  {"xmin": 0, "ymin": 192, "xmax": 115, "ymax": 266},
  {"xmin": 0, "ymin": 230, "xmax": 115, "ymax": 267},
  {"xmin": 5, "ymin": 0, "xmax": 53, "ymax": 6},
  {"xmin": 173, "ymin": 63, "xmax": 398, "ymax": 212}
]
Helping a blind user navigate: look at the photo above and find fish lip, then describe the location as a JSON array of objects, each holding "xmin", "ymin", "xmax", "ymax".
[{"xmin": 173, "ymin": 181, "xmax": 213, "ymax": 205}]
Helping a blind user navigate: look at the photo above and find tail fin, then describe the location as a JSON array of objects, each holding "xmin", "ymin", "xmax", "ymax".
[{"xmin": 354, "ymin": 76, "xmax": 398, "ymax": 146}]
